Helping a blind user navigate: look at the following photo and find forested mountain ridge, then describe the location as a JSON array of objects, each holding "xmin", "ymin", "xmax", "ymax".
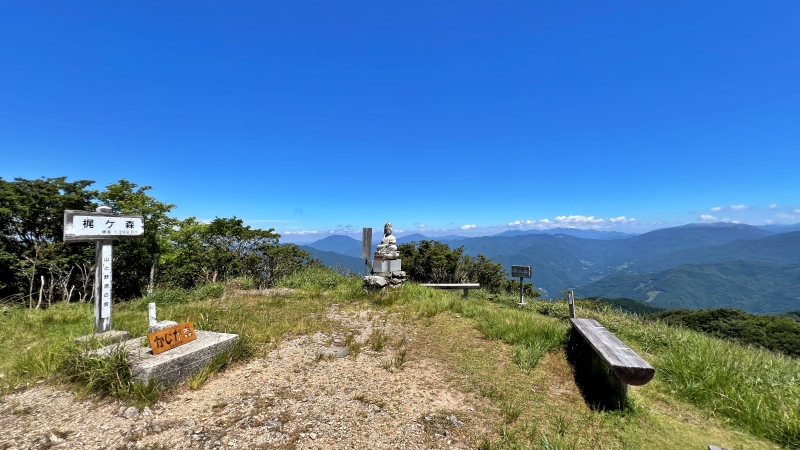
[
  {"xmin": 577, "ymin": 260, "xmax": 800, "ymax": 314},
  {"xmin": 623, "ymin": 230, "xmax": 800, "ymax": 273}
]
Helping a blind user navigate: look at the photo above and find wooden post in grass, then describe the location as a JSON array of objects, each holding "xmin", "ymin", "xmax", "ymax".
[
  {"xmin": 362, "ymin": 227, "xmax": 373, "ymax": 276},
  {"xmin": 568, "ymin": 290, "xmax": 576, "ymax": 319}
]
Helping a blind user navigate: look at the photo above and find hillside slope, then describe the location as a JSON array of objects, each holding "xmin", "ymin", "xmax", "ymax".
[
  {"xmin": 578, "ymin": 260, "xmax": 800, "ymax": 313},
  {"xmin": 627, "ymin": 230, "xmax": 800, "ymax": 273}
]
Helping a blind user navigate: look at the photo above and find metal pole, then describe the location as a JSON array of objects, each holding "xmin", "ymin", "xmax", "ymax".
[{"xmin": 518, "ymin": 277, "xmax": 525, "ymax": 306}]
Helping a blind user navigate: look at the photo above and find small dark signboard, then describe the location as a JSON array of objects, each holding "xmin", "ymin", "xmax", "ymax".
[
  {"xmin": 148, "ymin": 322, "xmax": 196, "ymax": 355},
  {"xmin": 511, "ymin": 265, "xmax": 532, "ymax": 278}
]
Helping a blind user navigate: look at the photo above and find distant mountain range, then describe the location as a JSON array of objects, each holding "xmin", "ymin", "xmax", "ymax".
[
  {"xmin": 493, "ymin": 228, "xmax": 637, "ymax": 240},
  {"xmin": 301, "ymin": 223, "xmax": 800, "ymax": 313},
  {"xmin": 578, "ymin": 260, "xmax": 800, "ymax": 314}
]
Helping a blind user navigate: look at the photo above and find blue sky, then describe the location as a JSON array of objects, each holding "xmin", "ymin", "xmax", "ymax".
[{"xmin": 1, "ymin": 1, "xmax": 798, "ymax": 243}]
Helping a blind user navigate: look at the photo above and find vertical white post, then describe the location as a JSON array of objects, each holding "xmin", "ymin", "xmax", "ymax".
[
  {"xmin": 93, "ymin": 205, "xmax": 114, "ymax": 334},
  {"xmin": 517, "ymin": 277, "xmax": 525, "ymax": 305},
  {"xmin": 148, "ymin": 302, "xmax": 157, "ymax": 327},
  {"xmin": 94, "ymin": 240, "xmax": 113, "ymax": 333}
]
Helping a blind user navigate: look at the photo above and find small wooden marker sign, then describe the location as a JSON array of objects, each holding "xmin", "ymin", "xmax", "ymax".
[{"xmin": 147, "ymin": 322, "xmax": 196, "ymax": 355}]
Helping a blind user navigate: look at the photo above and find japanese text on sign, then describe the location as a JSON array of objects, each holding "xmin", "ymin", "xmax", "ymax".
[
  {"xmin": 147, "ymin": 322, "xmax": 197, "ymax": 355},
  {"xmin": 71, "ymin": 215, "xmax": 144, "ymax": 237},
  {"xmin": 511, "ymin": 265, "xmax": 532, "ymax": 278}
]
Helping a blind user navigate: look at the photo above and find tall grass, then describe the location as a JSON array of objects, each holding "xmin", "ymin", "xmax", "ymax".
[
  {"xmin": 590, "ymin": 310, "xmax": 800, "ymax": 447},
  {"xmin": 658, "ymin": 329, "xmax": 800, "ymax": 446}
]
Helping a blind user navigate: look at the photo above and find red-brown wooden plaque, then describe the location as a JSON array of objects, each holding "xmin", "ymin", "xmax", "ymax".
[{"xmin": 147, "ymin": 322, "xmax": 196, "ymax": 355}]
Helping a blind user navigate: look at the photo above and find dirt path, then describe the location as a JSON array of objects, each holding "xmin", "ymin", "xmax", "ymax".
[{"xmin": 0, "ymin": 308, "xmax": 494, "ymax": 449}]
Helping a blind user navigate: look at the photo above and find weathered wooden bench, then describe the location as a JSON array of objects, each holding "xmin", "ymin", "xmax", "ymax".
[
  {"xmin": 419, "ymin": 283, "xmax": 480, "ymax": 297},
  {"xmin": 570, "ymin": 318, "xmax": 655, "ymax": 394}
]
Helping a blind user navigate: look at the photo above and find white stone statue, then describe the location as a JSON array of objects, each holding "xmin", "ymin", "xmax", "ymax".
[{"xmin": 375, "ymin": 222, "xmax": 399, "ymax": 259}]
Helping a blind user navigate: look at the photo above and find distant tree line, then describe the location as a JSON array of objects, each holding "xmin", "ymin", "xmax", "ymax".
[
  {"xmin": 0, "ymin": 177, "xmax": 311, "ymax": 307},
  {"xmin": 653, "ymin": 308, "xmax": 800, "ymax": 358},
  {"xmin": 398, "ymin": 240, "xmax": 540, "ymax": 296}
]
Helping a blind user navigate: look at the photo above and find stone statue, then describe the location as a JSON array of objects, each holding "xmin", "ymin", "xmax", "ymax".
[{"xmin": 375, "ymin": 222, "xmax": 399, "ymax": 260}]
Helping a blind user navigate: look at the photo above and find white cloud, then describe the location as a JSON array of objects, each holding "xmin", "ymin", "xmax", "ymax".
[
  {"xmin": 461, "ymin": 224, "xmax": 477, "ymax": 230},
  {"xmin": 710, "ymin": 204, "xmax": 749, "ymax": 212},
  {"xmin": 506, "ymin": 215, "xmax": 636, "ymax": 230},
  {"xmin": 608, "ymin": 216, "xmax": 633, "ymax": 223},
  {"xmin": 770, "ymin": 204, "xmax": 778, "ymax": 210},
  {"xmin": 284, "ymin": 230, "xmax": 321, "ymax": 235},
  {"xmin": 794, "ymin": 209, "xmax": 800, "ymax": 214},
  {"xmin": 775, "ymin": 213, "xmax": 796, "ymax": 220},
  {"xmin": 699, "ymin": 214, "xmax": 717, "ymax": 221}
]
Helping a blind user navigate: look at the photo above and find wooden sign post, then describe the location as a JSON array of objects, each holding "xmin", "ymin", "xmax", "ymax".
[
  {"xmin": 64, "ymin": 206, "xmax": 145, "ymax": 333},
  {"xmin": 567, "ymin": 289, "xmax": 576, "ymax": 319},
  {"xmin": 362, "ymin": 227, "xmax": 373, "ymax": 275},
  {"xmin": 511, "ymin": 265, "xmax": 532, "ymax": 306}
]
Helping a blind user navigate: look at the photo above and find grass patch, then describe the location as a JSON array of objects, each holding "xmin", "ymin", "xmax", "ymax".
[
  {"xmin": 188, "ymin": 335, "xmax": 253, "ymax": 390},
  {"xmin": 368, "ymin": 329, "xmax": 388, "ymax": 352},
  {"xmin": 57, "ymin": 341, "xmax": 163, "ymax": 407},
  {"xmin": 381, "ymin": 349, "xmax": 407, "ymax": 372}
]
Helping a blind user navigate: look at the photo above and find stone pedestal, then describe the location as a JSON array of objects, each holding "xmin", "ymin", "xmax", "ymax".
[
  {"xmin": 364, "ymin": 259, "xmax": 406, "ymax": 290},
  {"xmin": 372, "ymin": 259, "xmax": 402, "ymax": 273}
]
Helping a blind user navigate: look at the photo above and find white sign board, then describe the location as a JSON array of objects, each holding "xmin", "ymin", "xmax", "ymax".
[{"xmin": 64, "ymin": 210, "xmax": 144, "ymax": 242}]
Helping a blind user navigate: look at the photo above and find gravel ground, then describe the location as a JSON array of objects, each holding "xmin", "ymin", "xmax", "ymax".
[{"xmin": 0, "ymin": 307, "xmax": 494, "ymax": 449}]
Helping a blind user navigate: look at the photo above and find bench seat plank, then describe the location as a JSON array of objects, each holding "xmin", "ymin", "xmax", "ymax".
[
  {"xmin": 419, "ymin": 284, "xmax": 480, "ymax": 289},
  {"xmin": 570, "ymin": 318, "xmax": 655, "ymax": 386}
]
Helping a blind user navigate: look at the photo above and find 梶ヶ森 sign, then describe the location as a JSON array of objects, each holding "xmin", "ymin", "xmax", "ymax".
[{"xmin": 63, "ymin": 210, "xmax": 144, "ymax": 242}]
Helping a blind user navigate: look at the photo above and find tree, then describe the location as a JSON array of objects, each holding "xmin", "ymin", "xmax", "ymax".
[
  {"xmin": 98, "ymin": 179, "xmax": 177, "ymax": 296},
  {"xmin": 159, "ymin": 217, "xmax": 309, "ymax": 289},
  {"xmin": 0, "ymin": 177, "xmax": 96, "ymax": 306},
  {"xmin": 398, "ymin": 240, "xmax": 465, "ymax": 283}
]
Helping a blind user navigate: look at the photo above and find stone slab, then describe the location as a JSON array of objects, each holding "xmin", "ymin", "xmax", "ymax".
[
  {"xmin": 93, "ymin": 330, "xmax": 238, "ymax": 386},
  {"xmin": 372, "ymin": 259, "xmax": 401, "ymax": 273},
  {"xmin": 148, "ymin": 320, "xmax": 178, "ymax": 334},
  {"xmin": 75, "ymin": 330, "xmax": 130, "ymax": 345},
  {"xmin": 316, "ymin": 346, "xmax": 350, "ymax": 358}
]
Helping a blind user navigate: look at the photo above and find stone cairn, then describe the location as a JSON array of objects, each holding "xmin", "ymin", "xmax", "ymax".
[{"xmin": 363, "ymin": 222, "xmax": 406, "ymax": 290}]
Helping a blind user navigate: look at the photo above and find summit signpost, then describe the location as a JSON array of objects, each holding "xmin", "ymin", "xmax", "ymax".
[
  {"xmin": 511, "ymin": 265, "xmax": 532, "ymax": 306},
  {"xmin": 64, "ymin": 206, "xmax": 144, "ymax": 334}
]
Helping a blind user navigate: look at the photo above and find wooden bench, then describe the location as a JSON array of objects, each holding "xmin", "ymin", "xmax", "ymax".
[
  {"xmin": 570, "ymin": 318, "xmax": 655, "ymax": 390},
  {"xmin": 419, "ymin": 283, "xmax": 480, "ymax": 297}
]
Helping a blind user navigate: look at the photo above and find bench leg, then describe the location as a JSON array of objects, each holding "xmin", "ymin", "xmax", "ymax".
[
  {"xmin": 463, "ymin": 289, "xmax": 469, "ymax": 298},
  {"xmin": 610, "ymin": 373, "xmax": 629, "ymax": 406}
]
